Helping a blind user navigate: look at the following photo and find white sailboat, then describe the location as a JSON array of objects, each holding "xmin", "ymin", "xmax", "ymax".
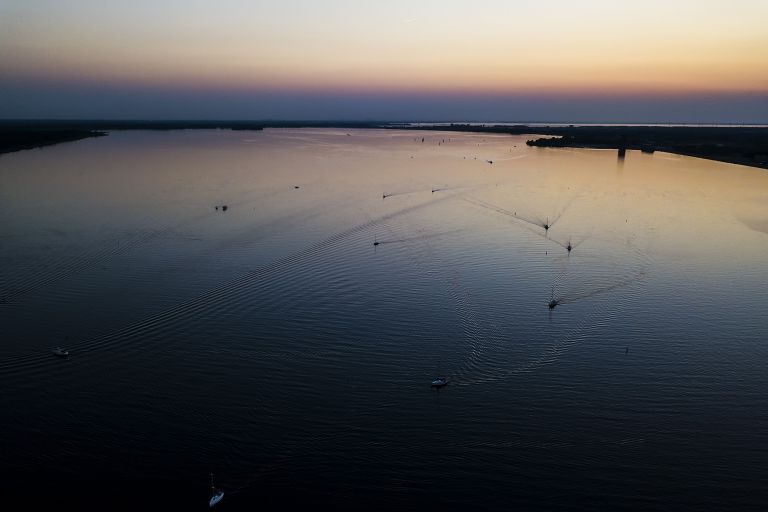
[
  {"xmin": 209, "ymin": 473, "xmax": 224, "ymax": 507},
  {"xmin": 52, "ymin": 347, "xmax": 69, "ymax": 357}
]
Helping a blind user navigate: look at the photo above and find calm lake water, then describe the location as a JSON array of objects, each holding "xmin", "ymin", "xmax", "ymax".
[{"xmin": 1, "ymin": 128, "xmax": 767, "ymax": 511}]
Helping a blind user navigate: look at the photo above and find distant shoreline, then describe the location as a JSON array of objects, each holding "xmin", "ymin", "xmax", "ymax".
[
  {"xmin": 0, "ymin": 128, "xmax": 107, "ymax": 155},
  {"xmin": 0, "ymin": 120, "xmax": 269, "ymax": 155},
  {"xmin": 520, "ymin": 125, "xmax": 768, "ymax": 170},
  {"xmin": 394, "ymin": 123, "xmax": 768, "ymax": 170},
  {"xmin": 1, "ymin": 120, "xmax": 766, "ymax": 170}
]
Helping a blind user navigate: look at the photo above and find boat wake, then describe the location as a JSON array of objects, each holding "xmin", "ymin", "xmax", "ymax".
[{"xmin": 0, "ymin": 191, "xmax": 469, "ymax": 380}]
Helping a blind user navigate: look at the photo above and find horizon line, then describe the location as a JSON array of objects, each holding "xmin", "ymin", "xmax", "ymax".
[{"xmin": 2, "ymin": 118, "xmax": 767, "ymax": 127}]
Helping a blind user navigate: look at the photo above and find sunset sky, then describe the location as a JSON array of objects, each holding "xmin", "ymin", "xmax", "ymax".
[{"xmin": 1, "ymin": 0, "xmax": 766, "ymax": 122}]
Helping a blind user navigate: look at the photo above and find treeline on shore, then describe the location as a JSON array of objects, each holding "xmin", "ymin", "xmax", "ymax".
[{"xmin": 522, "ymin": 125, "xmax": 768, "ymax": 169}]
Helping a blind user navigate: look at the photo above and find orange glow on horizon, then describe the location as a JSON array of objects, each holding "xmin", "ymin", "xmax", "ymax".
[{"xmin": 1, "ymin": 0, "xmax": 767, "ymax": 97}]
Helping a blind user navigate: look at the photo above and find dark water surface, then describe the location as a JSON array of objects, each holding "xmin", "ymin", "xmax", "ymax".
[{"xmin": 1, "ymin": 129, "xmax": 767, "ymax": 510}]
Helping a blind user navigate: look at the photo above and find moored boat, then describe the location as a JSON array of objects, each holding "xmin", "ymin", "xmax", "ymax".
[{"xmin": 431, "ymin": 377, "xmax": 448, "ymax": 388}]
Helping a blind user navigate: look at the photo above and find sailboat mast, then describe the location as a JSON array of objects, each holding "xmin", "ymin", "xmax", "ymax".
[{"xmin": 208, "ymin": 471, "xmax": 224, "ymax": 507}]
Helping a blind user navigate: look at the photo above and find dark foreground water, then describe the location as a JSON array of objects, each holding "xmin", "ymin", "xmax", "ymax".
[{"xmin": 1, "ymin": 129, "xmax": 767, "ymax": 511}]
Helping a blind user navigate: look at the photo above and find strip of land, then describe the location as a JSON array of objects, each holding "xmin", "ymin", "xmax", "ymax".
[
  {"xmin": 1, "ymin": 120, "xmax": 766, "ymax": 170},
  {"xmin": 0, "ymin": 127, "xmax": 107, "ymax": 154},
  {"xmin": 522, "ymin": 125, "xmax": 768, "ymax": 170},
  {"xmin": 396, "ymin": 123, "xmax": 768, "ymax": 170},
  {"xmin": 0, "ymin": 120, "xmax": 268, "ymax": 154}
]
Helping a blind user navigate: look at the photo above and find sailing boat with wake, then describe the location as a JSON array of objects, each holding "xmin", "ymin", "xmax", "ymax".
[{"xmin": 209, "ymin": 473, "xmax": 224, "ymax": 507}]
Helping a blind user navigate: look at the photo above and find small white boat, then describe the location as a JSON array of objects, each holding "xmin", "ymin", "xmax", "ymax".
[
  {"xmin": 431, "ymin": 377, "xmax": 448, "ymax": 388},
  {"xmin": 52, "ymin": 347, "xmax": 69, "ymax": 357},
  {"xmin": 209, "ymin": 490, "xmax": 224, "ymax": 508},
  {"xmin": 209, "ymin": 473, "xmax": 224, "ymax": 507}
]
